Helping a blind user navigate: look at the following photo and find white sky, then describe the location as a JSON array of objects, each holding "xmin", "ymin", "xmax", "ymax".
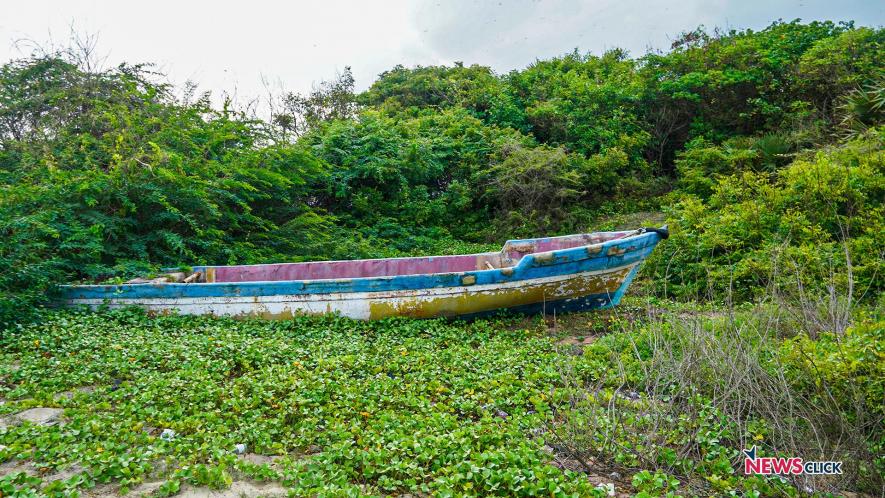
[{"xmin": 2, "ymin": 0, "xmax": 882, "ymax": 106}]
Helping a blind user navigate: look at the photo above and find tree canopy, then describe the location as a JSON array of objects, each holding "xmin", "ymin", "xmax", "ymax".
[{"xmin": 1, "ymin": 20, "xmax": 883, "ymax": 324}]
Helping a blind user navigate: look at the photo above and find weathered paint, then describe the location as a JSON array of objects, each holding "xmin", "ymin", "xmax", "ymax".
[
  {"xmin": 63, "ymin": 265, "xmax": 635, "ymax": 320},
  {"xmin": 211, "ymin": 254, "xmax": 487, "ymax": 282},
  {"xmin": 182, "ymin": 231, "xmax": 634, "ymax": 283},
  {"xmin": 60, "ymin": 229, "xmax": 666, "ymax": 320},
  {"xmin": 366, "ymin": 265, "xmax": 632, "ymax": 319}
]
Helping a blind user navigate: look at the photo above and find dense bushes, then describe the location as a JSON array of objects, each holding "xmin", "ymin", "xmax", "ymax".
[
  {"xmin": 506, "ymin": 49, "xmax": 650, "ymax": 162},
  {"xmin": 359, "ymin": 63, "xmax": 510, "ymax": 121},
  {"xmin": 302, "ymin": 108, "xmax": 526, "ymax": 238},
  {"xmin": 649, "ymin": 129, "xmax": 884, "ymax": 301},
  {"xmin": 1, "ymin": 20, "xmax": 884, "ymax": 326},
  {"xmin": 0, "ymin": 59, "xmax": 333, "ymax": 325}
]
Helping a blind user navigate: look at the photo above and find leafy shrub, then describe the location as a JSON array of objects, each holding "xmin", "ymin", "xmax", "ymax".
[
  {"xmin": 0, "ymin": 56, "xmax": 331, "ymax": 326},
  {"xmin": 480, "ymin": 143, "xmax": 584, "ymax": 235},
  {"xmin": 508, "ymin": 49, "xmax": 651, "ymax": 165},
  {"xmin": 651, "ymin": 129, "xmax": 884, "ymax": 301},
  {"xmin": 778, "ymin": 319, "xmax": 885, "ymax": 484},
  {"xmin": 798, "ymin": 27, "xmax": 885, "ymax": 118},
  {"xmin": 302, "ymin": 107, "xmax": 530, "ymax": 239},
  {"xmin": 780, "ymin": 320, "xmax": 885, "ymax": 419},
  {"xmin": 643, "ymin": 20, "xmax": 855, "ymax": 144},
  {"xmin": 674, "ymin": 137, "xmax": 760, "ymax": 198}
]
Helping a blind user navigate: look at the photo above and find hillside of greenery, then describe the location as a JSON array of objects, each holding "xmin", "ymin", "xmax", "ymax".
[
  {"xmin": 0, "ymin": 19, "xmax": 882, "ymax": 322},
  {"xmin": 0, "ymin": 19, "xmax": 883, "ymax": 498}
]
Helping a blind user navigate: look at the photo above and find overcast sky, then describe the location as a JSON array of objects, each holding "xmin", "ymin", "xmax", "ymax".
[{"xmin": 2, "ymin": 0, "xmax": 882, "ymax": 105}]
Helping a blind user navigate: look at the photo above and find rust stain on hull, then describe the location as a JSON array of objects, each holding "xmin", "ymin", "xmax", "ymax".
[
  {"xmin": 367, "ymin": 267, "xmax": 631, "ymax": 319},
  {"xmin": 255, "ymin": 308, "xmax": 296, "ymax": 320}
]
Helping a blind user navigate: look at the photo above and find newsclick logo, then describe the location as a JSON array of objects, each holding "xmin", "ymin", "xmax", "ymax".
[{"xmin": 743, "ymin": 446, "xmax": 842, "ymax": 475}]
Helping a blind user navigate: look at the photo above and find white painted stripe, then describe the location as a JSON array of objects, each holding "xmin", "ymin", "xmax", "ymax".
[{"xmin": 67, "ymin": 263, "xmax": 637, "ymax": 319}]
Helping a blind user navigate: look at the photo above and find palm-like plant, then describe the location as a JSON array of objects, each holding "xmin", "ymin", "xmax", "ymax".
[
  {"xmin": 838, "ymin": 78, "xmax": 885, "ymax": 137},
  {"xmin": 753, "ymin": 133, "xmax": 793, "ymax": 170}
]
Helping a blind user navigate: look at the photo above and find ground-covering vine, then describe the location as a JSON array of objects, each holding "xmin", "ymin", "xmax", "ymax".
[
  {"xmin": 2, "ymin": 302, "xmax": 880, "ymax": 497},
  {"xmin": 1, "ymin": 309, "xmax": 603, "ymax": 497}
]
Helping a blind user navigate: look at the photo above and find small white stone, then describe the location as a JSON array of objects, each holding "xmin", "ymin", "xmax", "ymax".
[
  {"xmin": 595, "ymin": 483, "xmax": 615, "ymax": 497},
  {"xmin": 160, "ymin": 428, "xmax": 176, "ymax": 440},
  {"xmin": 234, "ymin": 443, "xmax": 247, "ymax": 454}
]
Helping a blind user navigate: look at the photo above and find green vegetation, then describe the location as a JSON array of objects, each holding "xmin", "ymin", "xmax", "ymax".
[
  {"xmin": 0, "ymin": 18, "xmax": 882, "ymax": 498},
  {"xmin": 1, "ymin": 310, "xmax": 603, "ymax": 497},
  {"xmin": 652, "ymin": 131, "xmax": 884, "ymax": 301},
  {"xmin": 2, "ymin": 20, "xmax": 882, "ymax": 315},
  {"xmin": 550, "ymin": 300, "xmax": 884, "ymax": 497},
  {"xmin": 2, "ymin": 302, "xmax": 881, "ymax": 497}
]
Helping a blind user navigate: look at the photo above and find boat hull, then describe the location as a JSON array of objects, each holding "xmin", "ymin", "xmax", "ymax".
[{"xmin": 60, "ymin": 230, "xmax": 664, "ymax": 320}]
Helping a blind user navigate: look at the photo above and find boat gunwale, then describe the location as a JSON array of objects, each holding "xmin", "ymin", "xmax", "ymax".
[{"xmin": 186, "ymin": 230, "xmax": 639, "ymax": 272}]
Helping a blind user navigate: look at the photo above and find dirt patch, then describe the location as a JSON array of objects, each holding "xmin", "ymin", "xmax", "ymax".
[
  {"xmin": 0, "ymin": 459, "xmax": 85, "ymax": 484},
  {"xmin": 556, "ymin": 336, "xmax": 597, "ymax": 346},
  {"xmin": 82, "ymin": 483, "xmax": 120, "ymax": 497},
  {"xmin": 0, "ymin": 458, "xmax": 38, "ymax": 477},
  {"xmin": 43, "ymin": 463, "xmax": 85, "ymax": 483},
  {"xmin": 141, "ymin": 425, "xmax": 160, "ymax": 436},
  {"xmin": 237, "ymin": 453, "xmax": 281, "ymax": 468},
  {"xmin": 178, "ymin": 481, "xmax": 289, "ymax": 498},
  {"xmin": 555, "ymin": 335, "xmax": 598, "ymax": 356},
  {"xmin": 125, "ymin": 480, "xmax": 167, "ymax": 496},
  {"xmin": 86, "ymin": 478, "xmax": 289, "ymax": 498},
  {"xmin": 543, "ymin": 446, "xmax": 631, "ymax": 497}
]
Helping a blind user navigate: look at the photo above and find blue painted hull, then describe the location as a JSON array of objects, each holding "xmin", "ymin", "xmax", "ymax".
[{"xmin": 60, "ymin": 229, "xmax": 665, "ymax": 319}]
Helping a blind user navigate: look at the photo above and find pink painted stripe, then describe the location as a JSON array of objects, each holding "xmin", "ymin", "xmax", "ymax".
[
  {"xmin": 213, "ymin": 255, "xmax": 481, "ymax": 283},
  {"xmin": 210, "ymin": 232, "xmax": 632, "ymax": 283}
]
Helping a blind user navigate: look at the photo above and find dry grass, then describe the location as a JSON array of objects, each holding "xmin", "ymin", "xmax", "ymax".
[{"xmin": 546, "ymin": 244, "xmax": 883, "ymax": 496}]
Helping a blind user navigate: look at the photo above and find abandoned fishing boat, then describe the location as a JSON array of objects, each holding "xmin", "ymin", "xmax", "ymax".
[{"xmin": 60, "ymin": 227, "xmax": 668, "ymax": 320}]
